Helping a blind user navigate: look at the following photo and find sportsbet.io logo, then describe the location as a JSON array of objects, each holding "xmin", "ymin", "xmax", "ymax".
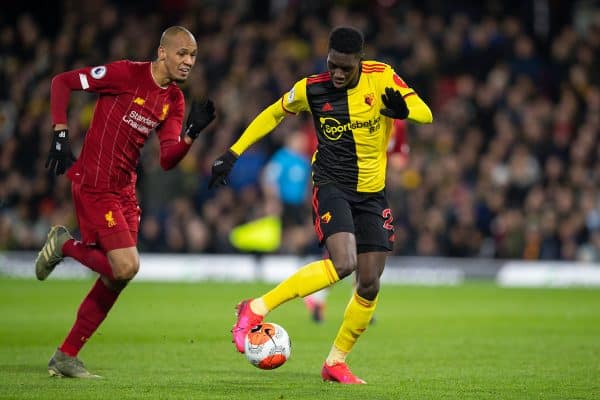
[{"xmin": 319, "ymin": 116, "xmax": 382, "ymax": 140}]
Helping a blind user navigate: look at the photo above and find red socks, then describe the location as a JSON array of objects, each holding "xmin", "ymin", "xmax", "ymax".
[
  {"xmin": 59, "ymin": 278, "xmax": 120, "ymax": 357},
  {"xmin": 62, "ymin": 239, "xmax": 114, "ymax": 279}
]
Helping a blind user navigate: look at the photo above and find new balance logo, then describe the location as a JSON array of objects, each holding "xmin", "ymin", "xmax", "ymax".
[{"xmin": 321, "ymin": 102, "xmax": 333, "ymax": 112}]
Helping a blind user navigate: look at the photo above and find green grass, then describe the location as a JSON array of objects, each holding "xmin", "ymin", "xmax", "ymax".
[{"xmin": 1, "ymin": 278, "xmax": 599, "ymax": 399}]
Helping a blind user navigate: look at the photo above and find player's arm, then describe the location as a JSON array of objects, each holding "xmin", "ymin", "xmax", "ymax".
[
  {"xmin": 207, "ymin": 101, "xmax": 286, "ymax": 188},
  {"xmin": 404, "ymin": 93, "xmax": 433, "ymax": 124},
  {"xmin": 381, "ymin": 88, "xmax": 433, "ymax": 124},
  {"xmin": 380, "ymin": 68, "xmax": 433, "ymax": 124},
  {"xmin": 209, "ymin": 79, "xmax": 308, "ymax": 189},
  {"xmin": 231, "ymin": 101, "xmax": 287, "ymax": 156},
  {"xmin": 157, "ymin": 95, "xmax": 216, "ymax": 171},
  {"xmin": 51, "ymin": 61, "xmax": 131, "ymax": 126},
  {"xmin": 47, "ymin": 70, "xmax": 84, "ymax": 175},
  {"xmin": 47, "ymin": 62, "xmax": 131, "ymax": 175}
]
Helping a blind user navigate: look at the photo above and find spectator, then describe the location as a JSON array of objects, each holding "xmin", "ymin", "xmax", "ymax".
[{"xmin": 1, "ymin": 1, "xmax": 599, "ymax": 261}]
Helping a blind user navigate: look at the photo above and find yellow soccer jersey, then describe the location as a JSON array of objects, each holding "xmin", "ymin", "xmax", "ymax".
[{"xmin": 282, "ymin": 61, "xmax": 421, "ymax": 192}]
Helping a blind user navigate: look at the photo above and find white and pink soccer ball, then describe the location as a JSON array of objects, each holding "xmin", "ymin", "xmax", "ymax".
[{"xmin": 244, "ymin": 322, "xmax": 291, "ymax": 370}]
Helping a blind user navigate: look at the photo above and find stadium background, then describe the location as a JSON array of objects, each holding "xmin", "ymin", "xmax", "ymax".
[
  {"xmin": 1, "ymin": 2, "xmax": 600, "ymax": 399},
  {"xmin": 1, "ymin": 0, "xmax": 599, "ymax": 262}
]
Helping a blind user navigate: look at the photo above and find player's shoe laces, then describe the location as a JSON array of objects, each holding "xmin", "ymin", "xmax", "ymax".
[
  {"xmin": 321, "ymin": 361, "xmax": 366, "ymax": 384},
  {"xmin": 35, "ymin": 225, "xmax": 73, "ymax": 281},
  {"xmin": 231, "ymin": 299, "xmax": 263, "ymax": 353},
  {"xmin": 47, "ymin": 349, "xmax": 102, "ymax": 379}
]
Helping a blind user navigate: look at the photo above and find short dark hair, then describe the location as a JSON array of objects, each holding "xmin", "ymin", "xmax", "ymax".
[
  {"xmin": 160, "ymin": 26, "xmax": 195, "ymax": 47},
  {"xmin": 329, "ymin": 26, "xmax": 364, "ymax": 54}
]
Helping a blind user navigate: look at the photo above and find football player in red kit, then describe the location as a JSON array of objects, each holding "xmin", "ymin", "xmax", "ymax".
[{"xmin": 35, "ymin": 26, "xmax": 215, "ymax": 378}]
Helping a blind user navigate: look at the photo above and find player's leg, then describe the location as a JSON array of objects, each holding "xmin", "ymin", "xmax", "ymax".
[
  {"xmin": 255, "ymin": 185, "xmax": 357, "ymax": 312},
  {"xmin": 353, "ymin": 261, "xmax": 377, "ymax": 325},
  {"xmin": 35, "ymin": 225, "xmax": 75, "ymax": 280},
  {"xmin": 232, "ymin": 185, "xmax": 356, "ymax": 352},
  {"xmin": 321, "ymin": 251, "xmax": 386, "ymax": 385},
  {"xmin": 304, "ymin": 248, "xmax": 332, "ymax": 323},
  {"xmin": 232, "ymin": 245, "xmax": 346, "ymax": 352},
  {"xmin": 36, "ymin": 182, "xmax": 116, "ymax": 280},
  {"xmin": 106, "ymin": 190, "xmax": 141, "ymax": 282},
  {"xmin": 327, "ymin": 251, "xmax": 386, "ymax": 358},
  {"xmin": 49, "ymin": 188, "xmax": 140, "ymax": 378},
  {"xmin": 49, "ymin": 275, "xmax": 119, "ymax": 379},
  {"xmin": 37, "ymin": 228, "xmax": 116, "ymax": 280},
  {"xmin": 322, "ymin": 192, "xmax": 394, "ymax": 384},
  {"xmin": 50, "ymin": 241, "xmax": 138, "ymax": 378},
  {"xmin": 257, "ymin": 232, "xmax": 355, "ymax": 312}
]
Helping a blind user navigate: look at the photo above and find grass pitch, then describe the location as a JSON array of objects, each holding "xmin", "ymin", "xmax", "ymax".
[{"xmin": 0, "ymin": 277, "xmax": 599, "ymax": 399}]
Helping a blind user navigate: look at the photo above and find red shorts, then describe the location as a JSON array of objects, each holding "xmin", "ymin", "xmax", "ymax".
[{"xmin": 71, "ymin": 182, "xmax": 141, "ymax": 252}]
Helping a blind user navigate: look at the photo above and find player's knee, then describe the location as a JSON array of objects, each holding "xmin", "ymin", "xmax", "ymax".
[
  {"xmin": 112, "ymin": 256, "xmax": 139, "ymax": 280},
  {"xmin": 356, "ymin": 278, "xmax": 380, "ymax": 301},
  {"xmin": 331, "ymin": 254, "xmax": 357, "ymax": 279},
  {"xmin": 101, "ymin": 275, "xmax": 130, "ymax": 292}
]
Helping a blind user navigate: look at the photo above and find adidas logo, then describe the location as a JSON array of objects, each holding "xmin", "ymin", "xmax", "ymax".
[{"xmin": 321, "ymin": 102, "xmax": 333, "ymax": 112}]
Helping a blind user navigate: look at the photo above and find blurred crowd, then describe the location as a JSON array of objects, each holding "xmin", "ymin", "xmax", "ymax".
[{"xmin": 1, "ymin": 0, "xmax": 600, "ymax": 261}]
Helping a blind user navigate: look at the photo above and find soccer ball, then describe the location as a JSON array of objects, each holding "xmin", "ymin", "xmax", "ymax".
[{"xmin": 244, "ymin": 322, "xmax": 291, "ymax": 369}]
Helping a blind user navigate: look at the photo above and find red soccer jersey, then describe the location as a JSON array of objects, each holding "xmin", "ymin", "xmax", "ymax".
[{"xmin": 51, "ymin": 60, "xmax": 190, "ymax": 190}]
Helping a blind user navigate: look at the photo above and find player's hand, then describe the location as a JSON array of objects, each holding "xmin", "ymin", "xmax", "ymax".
[
  {"xmin": 380, "ymin": 87, "xmax": 409, "ymax": 119},
  {"xmin": 208, "ymin": 150, "xmax": 238, "ymax": 189},
  {"xmin": 45, "ymin": 129, "xmax": 76, "ymax": 175},
  {"xmin": 185, "ymin": 99, "xmax": 216, "ymax": 140}
]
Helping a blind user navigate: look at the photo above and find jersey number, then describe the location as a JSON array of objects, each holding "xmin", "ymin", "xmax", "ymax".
[{"xmin": 382, "ymin": 208, "xmax": 394, "ymax": 230}]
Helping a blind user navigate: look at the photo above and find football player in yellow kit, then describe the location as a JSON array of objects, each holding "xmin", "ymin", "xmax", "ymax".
[{"xmin": 210, "ymin": 26, "xmax": 432, "ymax": 384}]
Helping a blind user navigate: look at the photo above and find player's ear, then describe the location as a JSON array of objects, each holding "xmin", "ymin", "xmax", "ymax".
[{"xmin": 157, "ymin": 46, "xmax": 166, "ymax": 61}]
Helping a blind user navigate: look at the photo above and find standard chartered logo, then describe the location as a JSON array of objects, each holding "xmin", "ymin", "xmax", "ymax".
[{"xmin": 319, "ymin": 116, "xmax": 381, "ymax": 140}]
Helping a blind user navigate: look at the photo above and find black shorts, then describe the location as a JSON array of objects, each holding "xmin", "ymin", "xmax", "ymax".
[{"xmin": 311, "ymin": 184, "xmax": 395, "ymax": 253}]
